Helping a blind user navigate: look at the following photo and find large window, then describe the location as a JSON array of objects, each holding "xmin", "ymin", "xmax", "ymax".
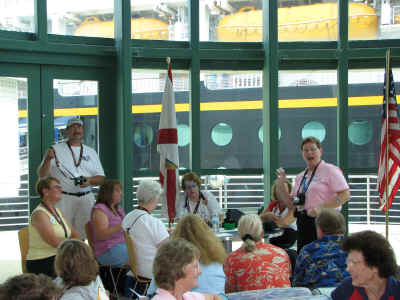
[
  {"xmin": 279, "ymin": 70, "xmax": 338, "ymax": 169},
  {"xmin": 0, "ymin": 0, "xmax": 34, "ymax": 33},
  {"xmin": 131, "ymin": 69, "xmax": 190, "ymax": 171},
  {"xmin": 200, "ymin": 71, "xmax": 263, "ymax": 169},
  {"xmin": 47, "ymin": 0, "xmax": 114, "ymax": 37},
  {"xmin": 131, "ymin": 1, "xmax": 189, "ymax": 41}
]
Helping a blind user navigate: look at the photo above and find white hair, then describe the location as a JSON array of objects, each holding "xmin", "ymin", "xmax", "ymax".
[
  {"xmin": 238, "ymin": 214, "xmax": 263, "ymax": 252},
  {"xmin": 136, "ymin": 179, "xmax": 163, "ymax": 205}
]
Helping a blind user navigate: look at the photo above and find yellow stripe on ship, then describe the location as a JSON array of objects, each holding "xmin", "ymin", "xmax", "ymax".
[{"xmin": 17, "ymin": 95, "xmax": 400, "ymax": 117}]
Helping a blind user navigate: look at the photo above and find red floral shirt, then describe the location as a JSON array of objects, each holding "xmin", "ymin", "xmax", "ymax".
[{"xmin": 223, "ymin": 242, "xmax": 291, "ymax": 293}]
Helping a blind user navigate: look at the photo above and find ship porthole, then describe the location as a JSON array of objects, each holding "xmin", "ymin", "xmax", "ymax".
[
  {"xmin": 301, "ymin": 121, "xmax": 326, "ymax": 142},
  {"xmin": 348, "ymin": 120, "xmax": 372, "ymax": 146},
  {"xmin": 211, "ymin": 122, "xmax": 233, "ymax": 146}
]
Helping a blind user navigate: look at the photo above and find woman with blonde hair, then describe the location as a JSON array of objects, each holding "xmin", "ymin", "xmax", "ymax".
[
  {"xmin": 224, "ymin": 214, "xmax": 291, "ymax": 293},
  {"xmin": 148, "ymin": 214, "xmax": 226, "ymax": 295},
  {"xmin": 54, "ymin": 239, "xmax": 108, "ymax": 300}
]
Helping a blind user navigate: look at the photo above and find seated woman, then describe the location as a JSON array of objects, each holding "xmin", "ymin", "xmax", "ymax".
[
  {"xmin": 224, "ymin": 214, "xmax": 291, "ymax": 293},
  {"xmin": 90, "ymin": 179, "xmax": 128, "ymax": 267},
  {"xmin": 54, "ymin": 239, "xmax": 109, "ymax": 300},
  {"xmin": 177, "ymin": 172, "xmax": 220, "ymax": 224},
  {"xmin": 122, "ymin": 179, "xmax": 169, "ymax": 281},
  {"xmin": 26, "ymin": 177, "xmax": 80, "ymax": 278},
  {"xmin": 152, "ymin": 238, "xmax": 222, "ymax": 300},
  {"xmin": 148, "ymin": 214, "xmax": 226, "ymax": 295},
  {"xmin": 0, "ymin": 273, "xmax": 61, "ymax": 300},
  {"xmin": 260, "ymin": 180, "xmax": 297, "ymax": 249},
  {"xmin": 332, "ymin": 230, "xmax": 400, "ymax": 300}
]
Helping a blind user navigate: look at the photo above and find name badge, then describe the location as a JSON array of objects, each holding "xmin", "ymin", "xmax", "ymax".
[{"xmin": 49, "ymin": 216, "xmax": 57, "ymax": 224}]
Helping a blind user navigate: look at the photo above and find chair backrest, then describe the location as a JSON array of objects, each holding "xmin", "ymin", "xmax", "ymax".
[
  {"xmin": 85, "ymin": 222, "xmax": 95, "ymax": 250},
  {"xmin": 123, "ymin": 230, "xmax": 139, "ymax": 276},
  {"xmin": 18, "ymin": 227, "xmax": 29, "ymax": 273}
]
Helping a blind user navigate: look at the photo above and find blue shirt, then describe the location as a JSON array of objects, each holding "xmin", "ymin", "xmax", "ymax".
[
  {"xmin": 293, "ymin": 235, "xmax": 349, "ymax": 289},
  {"xmin": 147, "ymin": 262, "xmax": 226, "ymax": 295},
  {"xmin": 332, "ymin": 276, "xmax": 400, "ymax": 300}
]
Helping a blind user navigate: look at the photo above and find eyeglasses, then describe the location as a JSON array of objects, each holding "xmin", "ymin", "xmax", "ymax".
[
  {"xmin": 184, "ymin": 182, "xmax": 198, "ymax": 190},
  {"xmin": 346, "ymin": 258, "xmax": 363, "ymax": 267},
  {"xmin": 302, "ymin": 147, "xmax": 319, "ymax": 153},
  {"xmin": 50, "ymin": 184, "xmax": 62, "ymax": 190}
]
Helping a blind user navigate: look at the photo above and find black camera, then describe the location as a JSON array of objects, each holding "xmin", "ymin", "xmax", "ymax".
[
  {"xmin": 73, "ymin": 176, "xmax": 87, "ymax": 186},
  {"xmin": 293, "ymin": 192, "xmax": 306, "ymax": 206}
]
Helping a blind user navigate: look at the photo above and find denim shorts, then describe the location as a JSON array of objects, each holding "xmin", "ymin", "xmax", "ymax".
[{"xmin": 97, "ymin": 242, "xmax": 129, "ymax": 267}]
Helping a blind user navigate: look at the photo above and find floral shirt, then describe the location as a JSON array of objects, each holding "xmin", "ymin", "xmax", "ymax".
[
  {"xmin": 223, "ymin": 242, "xmax": 291, "ymax": 293},
  {"xmin": 293, "ymin": 235, "xmax": 349, "ymax": 289}
]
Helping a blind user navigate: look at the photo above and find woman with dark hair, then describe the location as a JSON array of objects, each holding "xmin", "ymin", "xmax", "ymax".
[
  {"xmin": 54, "ymin": 239, "xmax": 109, "ymax": 300},
  {"xmin": 90, "ymin": 179, "xmax": 128, "ymax": 266},
  {"xmin": 152, "ymin": 239, "xmax": 221, "ymax": 300},
  {"xmin": 332, "ymin": 230, "xmax": 400, "ymax": 300},
  {"xmin": 177, "ymin": 172, "xmax": 220, "ymax": 224},
  {"xmin": 26, "ymin": 177, "xmax": 80, "ymax": 278},
  {"xmin": 223, "ymin": 214, "xmax": 291, "ymax": 293}
]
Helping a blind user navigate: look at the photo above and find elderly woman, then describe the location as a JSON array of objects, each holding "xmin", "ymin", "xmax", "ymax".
[
  {"xmin": 122, "ymin": 179, "xmax": 169, "ymax": 281},
  {"xmin": 148, "ymin": 214, "xmax": 226, "ymax": 295},
  {"xmin": 224, "ymin": 214, "xmax": 291, "ymax": 293},
  {"xmin": 0, "ymin": 273, "xmax": 61, "ymax": 300},
  {"xmin": 54, "ymin": 239, "xmax": 109, "ymax": 300},
  {"xmin": 332, "ymin": 230, "xmax": 400, "ymax": 300},
  {"xmin": 275, "ymin": 136, "xmax": 350, "ymax": 252},
  {"xmin": 152, "ymin": 239, "xmax": 221, "ymax": 300},
  {"xmin": 177, "ymin": 172, "xmax": 220, "ymax": 224},
  {"xmin": 293, "ymin": 208, "xmax": 349, "ymax": 289},
  {"xmin": 26, "ymin": 177, "xmax": 80, "ymax": 278},
  {"xmin": 90, "ymin": 179, "xmax": 128, "ymax": 266}
]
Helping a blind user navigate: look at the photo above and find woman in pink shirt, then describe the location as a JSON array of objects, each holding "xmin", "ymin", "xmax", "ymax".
[
  {"xmin": 275, "ymin": 136, "xmax": 350, "ymax": 253},
  {"xmin": 90, "ymin": 179, "xmax": 128, "ymax": 266}
]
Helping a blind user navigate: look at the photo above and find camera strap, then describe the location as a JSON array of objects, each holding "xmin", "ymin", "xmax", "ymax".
[{"xmin": 297, "ymin": 160, "xmax": 321, "ymax": 196}]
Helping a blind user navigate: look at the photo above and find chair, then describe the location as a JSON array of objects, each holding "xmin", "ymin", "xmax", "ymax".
[
  {"xmin": 123, "ymin": 230, "xmax": 151, "ymax": 297},
  {"xmin": 85, "ymin": 223, "xmax": 126, "ymax": 300},
  {"xmin": 18, "ymin": 227, "xmax": 29, "ymax": 273}
]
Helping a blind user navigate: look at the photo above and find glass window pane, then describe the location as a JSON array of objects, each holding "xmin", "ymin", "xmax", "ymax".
[
  {"xmin": 131, "ymin": 1, "xmax": 189, "ymax": 41},
  {"xmin": 349, "ymin": 0, "xmax": 400, "ymax": 40},
  {"xmin": 347, "ymin": 69, "xmax": 400, "ymax": 169},
  {"xmin": 200, "ymin": 71, "xmax": 262, "ymax": 169},
  {"xmin": 203, "ymin": 0, "xmax": 261, "ymax": 42},
  {"xmin": 0, "ymin": 1, "xmax": 34, "ymax": 32},
  {"xmin": 132, "ymin": 69, "xmax": 190, "ymax": 171},
  {"xmin": 47, "ymin": 1, "xmax": 114, "ymax": 37},
  {"xmin": 53, "ymin": 79, "xmax": 99, "ymax": 151},
  {"xmin": 0, "ymin": 77, "xmax": 29, "ymax": 229},
  {"xmin": 278, "ymin": 0, "xmax": 338, "ymax": 42},
  {"xmin": 279, "ymin": 70, "xmax": 338, "ymax": 169}
]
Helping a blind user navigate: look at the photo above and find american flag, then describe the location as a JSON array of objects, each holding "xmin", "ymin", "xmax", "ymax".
[
  {"xmin": 157, "ymin": 61, "xmax": 180, "ymax": 224},
  {"xmin": 377, "ymin": 67, "xmax": 400, "ymax": 211}
]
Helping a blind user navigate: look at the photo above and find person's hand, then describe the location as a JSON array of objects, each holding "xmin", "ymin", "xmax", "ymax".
[
  {"xmin": 260, "ymin": 212, "xmax": 279, "ymax": 222},
  {"xmin": 275, "ymin": 167, "xmax": 287, "ymax": 183},
  {"xmin": 45, "ymin": 148, "xmax": 55, "ymax": 162},
  {"xmin": 167, "ymin": 227, "xmax": 174, "ymax": 234},
  {"xmin": 202, "ymin": 198, "xmax": 208, "ymax": 205},
  {"xmin": 307, "ymin": 206, "xmax": 321, "ymax": 218}
]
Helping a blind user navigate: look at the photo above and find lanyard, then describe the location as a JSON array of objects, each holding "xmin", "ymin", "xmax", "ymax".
[
  {"xmin": 137, "ymin": 206, "xmax": 151, "ymax": 214},
  {"xmin": 67, "ymin": 141, "xmax": 83, "ymax": 167},
  {"xmin": 41, "ymin": 202, "xmax": 68, "ymax": 238},
  {"xmin": 184, "ymin": 192, "xmax": 205, "ymax": 214},
  {"xmin": 297, "ymin": 161, "xmax": 321, "ymax": 196}
]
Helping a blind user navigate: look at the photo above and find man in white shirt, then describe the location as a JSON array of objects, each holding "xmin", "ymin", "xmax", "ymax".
[{"xmin": 37, "ymin": 118, "xmax": 105, "ymax": 238}]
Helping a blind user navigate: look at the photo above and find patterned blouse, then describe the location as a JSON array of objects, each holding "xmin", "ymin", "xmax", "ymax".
[
  {"xmin": 293, "ymin": 235, "xmax": 349, "ymax": 289},
  {"xmin": 223, "ymin": 241, "xmax": 291, "ymax": 293}
]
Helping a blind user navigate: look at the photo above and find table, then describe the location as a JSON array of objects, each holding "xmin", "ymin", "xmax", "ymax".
[{"xmin": 226, "ymin": 288, "xmax": 331, "ymax": 300}]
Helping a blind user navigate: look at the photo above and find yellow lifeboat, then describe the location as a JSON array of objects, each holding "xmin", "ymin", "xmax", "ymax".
[
  {"xmin": 217, "ymin": 3, "xmax": 378, "ymax": 42},
  {"xmin": 74, "ymin": 16, "xmax": 169, "ymax": 40}
]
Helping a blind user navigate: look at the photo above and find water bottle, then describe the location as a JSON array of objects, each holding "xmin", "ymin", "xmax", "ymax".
[{"xmin": 212, "ymin": 213, "xmax": 219, "ymax": 233}]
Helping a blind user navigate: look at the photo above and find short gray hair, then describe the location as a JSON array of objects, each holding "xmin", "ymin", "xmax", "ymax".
[
  {"xmin": 136, "ymin": 179, "xmax": 163, "ymax": 205},
  {"xmin": 238, "ymin": 214, "xmax": 263, "ymax": 252}
]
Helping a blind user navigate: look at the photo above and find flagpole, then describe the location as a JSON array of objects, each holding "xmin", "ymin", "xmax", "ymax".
[
  {"xmin": 166, "ymin": 56, "xmax": 172, "ymax": 229},
  {"xmin": 385, "ymin": 48, "xmax": 390, "ymax": 239}
]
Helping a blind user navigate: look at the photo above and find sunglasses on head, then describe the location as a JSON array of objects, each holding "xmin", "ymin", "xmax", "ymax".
[{"xmin": 184, "ymin": 182, "xmax": 198, "ymax": 190}]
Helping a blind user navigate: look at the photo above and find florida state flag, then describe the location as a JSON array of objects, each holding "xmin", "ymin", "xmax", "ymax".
[{"xmin": 157, "ymin": 60, "xmax": 179, "ymax": 225}]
